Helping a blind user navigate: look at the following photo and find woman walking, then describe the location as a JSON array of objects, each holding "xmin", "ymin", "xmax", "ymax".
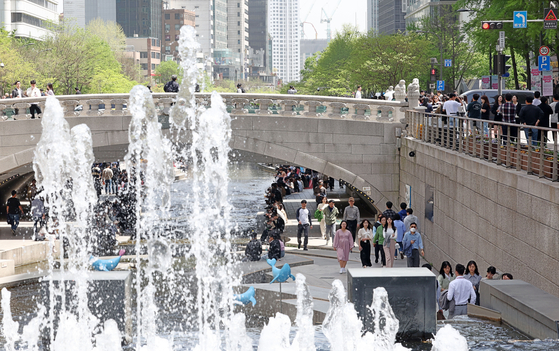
[
  {"xmin": 465, "ymin": 260, "xmax": 482, "ymax": 305},
  {"xmin": 383, "ymin": 217, "xmax": 397, "ymax": 267},
  {"xmin": 357, "ymin": 219, "xmax": 374, "ymax": 267},
  {"xmin": 333, "ymin": 220, "xmax": 353, "ymax": 274},
  {"xmin": 317, "ymin": 196, "xmax": 329, "ymax": 240},
  {"xmin": 373, "ymin": 216, "xmax": 386, "ymax": 266},
  {"xmin": 437, "ymin": 261, "xmax": 455, "ymax": 291}
]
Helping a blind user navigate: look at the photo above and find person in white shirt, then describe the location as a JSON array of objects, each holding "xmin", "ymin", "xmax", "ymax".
[
  {"xmin": 550, "ymin": 94, "xmax": 559, "ymax": 143},
  {"xmin": 355, "ymin": 85, "xmax": 362, "ymax": 99},
  {"xmin": 442, "ymin": 93, "xmax": 462, "ymax": 126},
  {"xmin": 296, "ymin": 200, "xmax": 313, "ymax": 250},
  {"xmin": 447, "ymin": 263, "xmax": 476, "ymax": 318},
  {"xmin": 26, "ymin": 80, "xmax": 42, "ymax": 118},
  {"xmin": 533, "ymin": 91, "xmax": 541, "ymax": 106}
]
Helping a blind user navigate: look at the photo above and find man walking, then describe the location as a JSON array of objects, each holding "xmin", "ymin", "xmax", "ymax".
[
  {"xmin": 466, "ymin": 93, "xmax": 482, "ymax": 132},
  {"xmin": 355, "ymin": 85, "xmax": 362, "ymax": 99},
  {"xmin": 382, "ymin": 201, "xmax": 396, "ymax": 220},
  {"xmin": 7, "ymin": 190, "xmax": 24, "ymax": 236},
  {"xmin": 296, "ymin": 200, "xmax": 313, "ymax": 250},
  {"xmin": 403, "ymin": 208, "xmax": 419, "ymax": 232},
  {"xmin": 500, "ymin": 93, "xmax": 517, "ymax": 143},
  {"xmin": 164, "ymin": 75, "xmax": 179, "ymax": 93},
  {"xmin": 342, "ymin": 197, "xmax": 360, "ymax": 243},
  {"xmin": 101, "ymin": 165, "xmax": 114, "ymax": 195},
  {"xmin": 402, "ymin": 222, "xmax": 424, "ymax": 267},
  {"xmin": 519, "ymin": 96, "xmax": 543, "ymax": 146},
  {"xmin": 323, "ymin": 199, "xmax": 339, "ymax": 245},
  {"xmin": 447, "ymin": 264, "xmax": 476, "ymax": 318},
  {"xmin": 11, "ymin": 81, "xmax": 23, "ymax": 98},
  {"xmin": 31, "ymin": 196, "xmax": 46, "ymax": 240},
  {"xmin": 26, "ymin": 80, "xmax": 42, "ymax": 118}
]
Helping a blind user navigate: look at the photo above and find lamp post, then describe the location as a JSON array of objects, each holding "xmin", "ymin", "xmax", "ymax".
[{"xmin": 416, "ymin": 30, "xmax": 443, "ymax": 84}]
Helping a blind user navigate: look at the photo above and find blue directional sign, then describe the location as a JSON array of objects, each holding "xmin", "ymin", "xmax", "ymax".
[
  {"xmin": 444, "ymin": 59, "xmax": 452, "ymax": 67},
  {"xmin": 539, "ymin": 55, "xmax": 551, "ymax": 71},
  {"xmin": 436, "ymin": 80, "xmax": 445, "ymax": 91},
  {"xmin": 514, "ymin": 11, "xmax": 527, "ymax": 28}
]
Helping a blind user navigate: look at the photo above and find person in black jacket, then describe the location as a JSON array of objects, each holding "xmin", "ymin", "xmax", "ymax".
[
  {"xmin": 266, "ymin": 234, "xmax": 282, "ymax": 261},
  {"xmin": 538, "ymin": 96, "xmax": 553, "ymax": 143},
  {"xmin": 519, "ymin": 96, "xmax": 544, "ymax": 146},
  {"xmin": 243, "ymin": 233, "xmax": 262, "ymax": 261},
  {"xmin": 164, "ymin": 75, "xmax": 179, "ymax": 92}
]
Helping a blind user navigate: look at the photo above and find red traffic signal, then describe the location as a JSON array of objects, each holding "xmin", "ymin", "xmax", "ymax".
[
  {"xmin": 482, "ymin": 22, "xmax": 490, "ymax": 30},
  {"xmin": 482, "ymin": 21, "xmax": 503, "ymax": 30},
  {"xmin": 430, "ymin": 68, "xmax": 436, "ymax": 75}
]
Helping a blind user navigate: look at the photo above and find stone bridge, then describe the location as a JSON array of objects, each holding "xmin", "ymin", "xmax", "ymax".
[{"xmin": 0, "ymin": 93, "xmax": 408, "ymax": 210}]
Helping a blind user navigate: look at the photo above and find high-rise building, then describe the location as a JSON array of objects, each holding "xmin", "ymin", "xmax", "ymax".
[
  {"xmin": 377, "ymin": 0, "xmax": 406, "ymax": 34},
  {"xmin": 64, "ymin": 0, "xmax": 116, "ymax": 28},
  {"xmin": 300, "ymin": 39, "xmax": 327, "ymax": 70},
  {"xmin": 405, "ymin": 0, "xmax": 459, "ymax": 26},
  {"xmin": 162, "ymin": 8, "xmax": 195, "ymax": 61},
  {"xmin": 247, "ymin": 0, "xmax": 269, "ymax": 76},
  {"xmin": 268, "ymin": 0, "xmax": 300, "ymax": 82},
  {"xmin": 366, "ymin": 0, "xmax": 379, "ymax": 33},
  {"xmin": 116, "ymin": 0, "xmax": 162, "ymax": 41},
  {"xmin": 227, "ymin": 0, "xmax": 249, "ymax": 79},
  {"xmin": 1, "ymin": 0, "xmax": 60, "ymax": 40}
]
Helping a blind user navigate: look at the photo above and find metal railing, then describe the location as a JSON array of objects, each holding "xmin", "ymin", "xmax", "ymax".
[
  {"xmin": 406, "ymin": 109, "xmax": 559, "ymax": 181},
  {"xmin": 0, "ymin": 93, "xmax": 408, "ymax": 122}
]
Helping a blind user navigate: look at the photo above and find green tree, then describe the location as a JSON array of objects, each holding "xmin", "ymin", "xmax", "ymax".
[
  {"xmin": 155, "ymin": 60, "xmax": 182, "ymax": 85},
  {"xmin": 0, "ymin": 28, "xmax": 38, "ymax": 96}
]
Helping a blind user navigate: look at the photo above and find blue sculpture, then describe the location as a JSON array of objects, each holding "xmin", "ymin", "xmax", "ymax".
[
  {"xmin": 91, "ymin": 249, "xmax": 125, "ymax": 271},
  {"xmin": 267, "ymin": 258, "xmax": 295, "ymax": 283},
  {"xmin": 234, "ymin": 286, "xmax": 257, "ymax": 306}
]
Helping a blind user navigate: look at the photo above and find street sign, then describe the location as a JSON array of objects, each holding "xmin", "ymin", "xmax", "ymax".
[
  {"xmin": 429, "ymin": 83, "xmax": 436, "ymax": 90},
  {"xmin": 436, "ymin": 80, "xmax": 445, "ymax": 91},
  {"xmin": 513, "ymin": 11, "xmax": 527, "ymax": 28},
  {"xmin": 503, "ymin": 72, "xmax": 510, "ymax": 78},
  {"xmin": 539, "ymin": 46, "xmax": 550, "ymax": 56},
  {"xmin": 498, "ymin": 31, "xmax": 505, "ymax": 50},
  {"xmin": 444, "ymin": 59, "xmax": 452, "ymax": 67},
  {"xmin": 544, "ymin": 8, "xmax": 558, "ymax": 29},
  {"xmin": 539, "ymin": 56, "xmax": 551, "ymax": 71}
]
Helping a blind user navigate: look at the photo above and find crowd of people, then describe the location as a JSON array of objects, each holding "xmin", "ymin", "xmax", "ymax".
[{"xmin": 91, "ymin": 163, "xmax": 128, "ymax": 196}]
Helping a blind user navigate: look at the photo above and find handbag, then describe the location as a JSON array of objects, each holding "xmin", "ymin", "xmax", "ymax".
[{"xmin": 314, "ymin": 208, "xmax": 323, "ymax": 221}]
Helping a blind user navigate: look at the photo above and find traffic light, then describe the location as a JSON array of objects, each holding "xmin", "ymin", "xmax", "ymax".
[
  {"xmin": 430, "ymin": 67, "xmax": 437, "ymax": 81},
  {"xmin": 493, "ymin": 54, "xmax": 512, "ymax": 75},
  {"xmin": 482, "ymin": 21, "xmax": 503, "ymax": 30}
]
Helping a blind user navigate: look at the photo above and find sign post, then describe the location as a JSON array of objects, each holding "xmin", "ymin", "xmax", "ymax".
[
  {"xmin": 513, "ymin": 11, "xmax": 527, "ymax": 28},
  {"xmin": 444, "ymin": 59, "xmax": 452, "ymax": 67},
  {"xmin": 436, "ymin": 80, "xmax": 445, "ymax": 92},
  {"xmin": 539, "ymin": 56, "xmax": 551, "ymax": 71},
  {"xmin": 544, "ymin": 8, "xmax": 558, "ymax": 29},
  {"xmin": 539, "ymin": 46, "xmax": 550, "ymax": 56}
]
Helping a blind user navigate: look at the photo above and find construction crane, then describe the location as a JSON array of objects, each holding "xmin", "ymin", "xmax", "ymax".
[
  {"xmin": 320, "ymin": 0, "xmax": 343, "ymax": 41},
  {"xmin": 300, "ymin": 0, "xmax": 318, "ymax": 38}
]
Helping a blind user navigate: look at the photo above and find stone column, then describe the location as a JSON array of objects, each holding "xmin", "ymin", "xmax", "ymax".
[
  {"xmin": 328, "ymin": 102, "xmax": 347, "ymax": 119},
  {"xmin": 351, "ymin": 103, "xmax": 371, "ymax": 120},
  {"xmin": 231, "ymin": 98, "xmax": 249, "ymax": 114},
  {"xmin": 256, "ymin": 99, "xmax": 273, "ymax": 115},
  {"xmin": 61, "ymin": 100, "xmax": 80, "ymax": 117},
  {"xmin": 13, "ymin": 103, "xmax": 30, "ymax": 119},
  {"xmin": 110, "ymin": 99, "xmax": 128, "ymax": 116},
  {"xmin": 86, "ymin": 99, "xmax": 104, "ymax": 116},
  {"xmin": 304, "ymin": 101, "xmax": 322, "ymax": 117},
  {"xmin": 0, "ymin": 105, "xmax": 6, "ymax": 121},
  {"xmin": 279, "ymin": 100, "xmax": 297, "ymax": 116}
]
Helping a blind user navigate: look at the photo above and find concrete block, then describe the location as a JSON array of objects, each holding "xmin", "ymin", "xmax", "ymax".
[
  {"xmin": 14, "ymin": 148, "xmax": 35, "ymax": 169},
  {"xmin": 232, "ymin": 136, "xmax": 267, "ymax": 156},
  {"xmin": 325, "ymin": 143, "xmax": 353, "ymax": 154},
  {"xmin": 323, "ymin": 162, "xmax": 357, "ymax": 184},
  {"xmin": 348, "ymin": 268, "xmax": 437, "ymax": 340},
  {"xmin": 337, "ymin": 163, "xmax": 372, "ymax": 175},
  {"xmin": 293, "ymin": 152, "xmax": 327, "ymax": 173},
  {"xmin": 287, "ymin": 142, "xmax": 325, "ymax": 154},
  {"xmin": 352, "ymin": 144, "xmax": 381, "ymax": 155},
  {"xmin": 91, "ymin": 132, "xmax": 109, "ymax": 148},
  {"xmin": 253, "ymin": 116, "xmax": 319, "ymax": 133},
  {"xmin": 264, "ymin": 143, "xmax": 297, "ymax": 163},
  {"xmin": 332, "ymin": 134, "xmax": 383, "ymax": 145},
  {"xmin": 0, "ymin": 260, "xmax": 15, "ymax": 278},
  {"xmin": 230, "ymin": 116, "xmax": 253, "ymax": 131}
]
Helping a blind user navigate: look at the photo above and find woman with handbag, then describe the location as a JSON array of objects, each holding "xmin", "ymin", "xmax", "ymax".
[{"xmin": 357, "ymin": 219, "xmax": 374, "ymax": 267}]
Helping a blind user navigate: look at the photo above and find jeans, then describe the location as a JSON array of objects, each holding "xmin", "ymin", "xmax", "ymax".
[
  {"xmin": 524, "ymin": 127, "xmax": 539, "ymax": 146},
  {"xmin": 8, "ymin": 214, "xmax": 20, "ymax": 231},
  {"xmin": 33, "ymin": 216, "xmax": 45, "ymax": 235},
  {"xmin": 346, "ymin": 219, "xmax": 357, "ymax": 243},
  {"xmin": 374, "ymin": 241, "xmax": 385, "ymax": 265},
  {"xmin": 407, "ymin": 249, "xmax": 420, "ymax": 267},
  {"xmin": 501, "ymin": 125, "xmax": 518, "ymax": 143},
  {"xmin": 297, "ymin": 223, "xmax": 310, "ymax": 249},
  {"xmin": 325, "ymin": 223, "xmax": 336, "ymax": 241},
  {"xmin": 105, "ymin": 179, "xmax": 113, "ymax": 194}
]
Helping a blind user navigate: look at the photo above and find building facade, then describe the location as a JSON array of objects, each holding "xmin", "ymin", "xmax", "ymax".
[
  {"xmin": 162, "ymin": 8, "xmax": 195, "ymax": 61},
  {"xmin": 116, "ymin": 0, "xmax": 162, "ymax": 40},
  {"xmin": 405, "ymin": 0, "xmax": 459, "ymax": 26},
  {"xmin": 63, "ymin": 0, "xmax": 116, "ymax": 28},
  {"xmin": 377, "ymin": 0, "xmax": 406, "ymax": 34},
  {"xmin": 366, "ymin": 0, "xmax": 379, "ymax": 33},
  {"xmin": 125, "ymin": 37, "xmax": 161, "ymax": 81},
  {"xmin": 247, "ymin": 0, "xmax": 269, "ymax": 77},
  {"xmin": 226, "ymin": 0, "xmax": 249, "ymax": 79},
  {"xmin": 0, "ymin": 0, "xmax": 59, "ymax": 40},
  {"xmin": 268, "ymin": 0, "xmax": 300, "ymax": 82},
  {"xmin": 300, "ymin": 39, "xmax": 327, "ymax": 70}
]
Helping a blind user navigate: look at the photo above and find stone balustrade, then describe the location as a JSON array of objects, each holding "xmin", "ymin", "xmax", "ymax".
[{"xmin": 0, "ymin": 93, "xmax": 408, "ymax": 123}]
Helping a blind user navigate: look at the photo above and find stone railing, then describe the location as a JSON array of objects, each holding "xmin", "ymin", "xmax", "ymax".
[{"xmin": 0, "ymin": 93, "xmax": 409, "ymax": 122}]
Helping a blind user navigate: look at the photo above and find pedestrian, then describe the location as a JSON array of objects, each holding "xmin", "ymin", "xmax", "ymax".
[
  {"xmin": 296, "ymin": 199, "xmax": 312, "ymax": 251},
  {"xmin": 402, "ymin": 222, "xmax": 424, "ymax": 267},
  {"xmin": 236, "ymin": 84, "xmax": 245, "ymax": 93},
  {"xmin": 403, "ymin": 207, "xmax": 418, "ymax": 232},
  {"xmin": 502, "ymin": 273, "xmax": 513, "ymax": 280},
  {"xmin": 398, "ymin": 202, "xmax": 407, "ymax": 220},
  {"xmin": 333, "ymin": 220, "xmax": 353, "ymax": 274},
  {"xmin": 342, "ymin": 197, "xmax": 360, "ymax": 243},
  {"xmin": 465, "ymin": 260, "xmax": 481, "ymax": 306},
  {"xmin": 538, "ymin": 96, "xmax": 553, "ymax": 143},
  {"xmin": 382, "ymin": 217, "xmax": 397, "ymax": 267},
  {"xmin": 500, "ymin": 93, "xmax": 517, "ymax": 144},
  {"xmin": 328, "ymin": 177, "xmax": 335, "ymax": 191},
  {"xmin": 357, "ymin": 219, "xmax": 374, "ymax": 267},
  {"xmin": 466, "ymin": 93, "xmax": 482, "ymax": 132},
  {"xmin": 373, "ymin": 214, "xmax": 385, "ymax": 265},
  {"xmin": 92, "ymin": 163, "xmax": 102, "ymax": 197},
  {"xmin": 393, "ymin": 213, "xmax": 406, "ymax": 260},
  {"xmin": 480, "ymin": 95, "xmax": 491, "ymax": 138},
  {"xmin": 6, "ymin": 190, "xmax": 24, "ymax": 236},
  {"xmin": 75, "ymin": 87, "xmax": 82, "ymax": 94},
  {"xmin": 447, "ymin": 264, "xmax": 476, "ymax": 318},
  {"xmin": 382, "ymin": 201, "xmax": 396, "ymax": 220},
  {"xmin": 317, "ymin": 196, "xmax": 329, "ymax": 240},
  {"xmin": 31, "ymin": 196, "xmax": 46, "ymax": 240},
  {"xmin": 11, "ymin": 81, "xmax": 23, "ymax": 98},
  {"xmin": 101, "ymin": 165, "xmax": 114, "ymax": 195},
  {"xmin": 519, "ymin": 96, "xmax": 543, "ymax": 146},
  {"xmin": 549, "ymin": 94, "xmax": 559, "ymax": 143},
  {"xmin": 265, "ymin": 234, "xmax": 282, "ymax": 261},
  {"xmin": 323, "ymin": 199, "xmax": 338, "ymax": 245},
  {"xmin": 243, "ymin": 233, "xmax": 262, "ymax": 262},
  {"xmin": 46, "ymin": 83, "xmax": 55, "ymax": 96},
  {"xmin": 287, "ymin": 85, "xmax": 297, "ymax": 94},
  {"xmin": 355, "ymin": 85, "xmax": 362, "ymax": 99},
  {"xmin": 164, "ymin": 75, "xmax": 179, "ymax": 93},
  {"xmin": 437, "ymin": 261, "xmax": 455, "ymax": 292},
  {"xmin": 533, "ymin": 91, "xmax": 541, "ymax": 106},
  {"xmin": 26, "ymin": 80, "xmax": 42, "ymax": 118}
]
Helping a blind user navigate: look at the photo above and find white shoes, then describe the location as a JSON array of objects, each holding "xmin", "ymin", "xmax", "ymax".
[{"xmin": 339, "ymin": 268, "xmax": 343, "ymax": 274}]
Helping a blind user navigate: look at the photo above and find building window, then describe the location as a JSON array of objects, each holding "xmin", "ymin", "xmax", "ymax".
[
  {"xmin": 237, "ymin": 2, "xmax": 240, "ymax": 7},
  {"xmin": 175, "ymin": 24, "xmax": 181, "ymax": 30},
  {"xmin": 156, "ymin": 53, "xmax": 160, "ymax": 59},
  {"xmin": 151, "ymin": 52, "xmax": 155, "ymax": 58},
  {"xmin": 237, "ymin": 12, "xmax": 240, "ymax": 16},
  {"xmin": 10, "ymin": 13, "xmax": 44, "ymax": 28},
  {"xmin": 175, "ymin": 34, "xmax": 180, "ymax": 40},
  {"xmin": 175, "ymin": 13, "xmax": 180, "ymax": 19},
  {"xmin": 165, "ymin": 24, "xmax": 170, "ymax": 32},
  {"xmin": 165, "ymin": 14, "xmax": 170, "ymax": 19},
  {"xmin": 237, "ymin": 21, "xmax": 240, "ymax": 25},
  {"xmin": 238, "ymin": 40, "xmax": 240, "ymax": 44},
  {"xmin": 165, "ymin": 46, "xmax": 171, "ymax": 53},
  {"xmin": 165, "ymin": 35, "xmax": 171, "ymax": 41},
  {"xmin": 140, "ymin": 63, "xmax": 148, "ymax": 70},
  {"xmin": 140, "ymin": 52, "xmax": 148, "ymax": 58},
  {"xmin": 152, "ymin": 64, "xmax": 156, "ymax": 70},
  {"xmin": 237, "ymin": 30, "xmax": 240, "ymax": 34}
]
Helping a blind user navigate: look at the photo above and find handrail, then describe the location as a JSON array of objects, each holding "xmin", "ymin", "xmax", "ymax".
[
  {"xmin": 0, "ymin": 93, "xmax": 408, "ymax": 122},
  {"xmin": 405, "ymin": 109, "xmax": 559, "ymax": 182}
]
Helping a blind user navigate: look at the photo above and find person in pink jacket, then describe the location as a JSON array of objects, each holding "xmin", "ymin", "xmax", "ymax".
[{"xmin": 333, "ymin": 220, "xmax": 354, "ymax": 274}]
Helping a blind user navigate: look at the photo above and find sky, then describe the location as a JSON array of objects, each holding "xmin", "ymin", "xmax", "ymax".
[
  {"xmin": 58, "ymin": 0, "xmax": 369, "ymax": 40},
  {"xmin": 299, "ymin": 0, "xmax": 368, "ymax": 40}
]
